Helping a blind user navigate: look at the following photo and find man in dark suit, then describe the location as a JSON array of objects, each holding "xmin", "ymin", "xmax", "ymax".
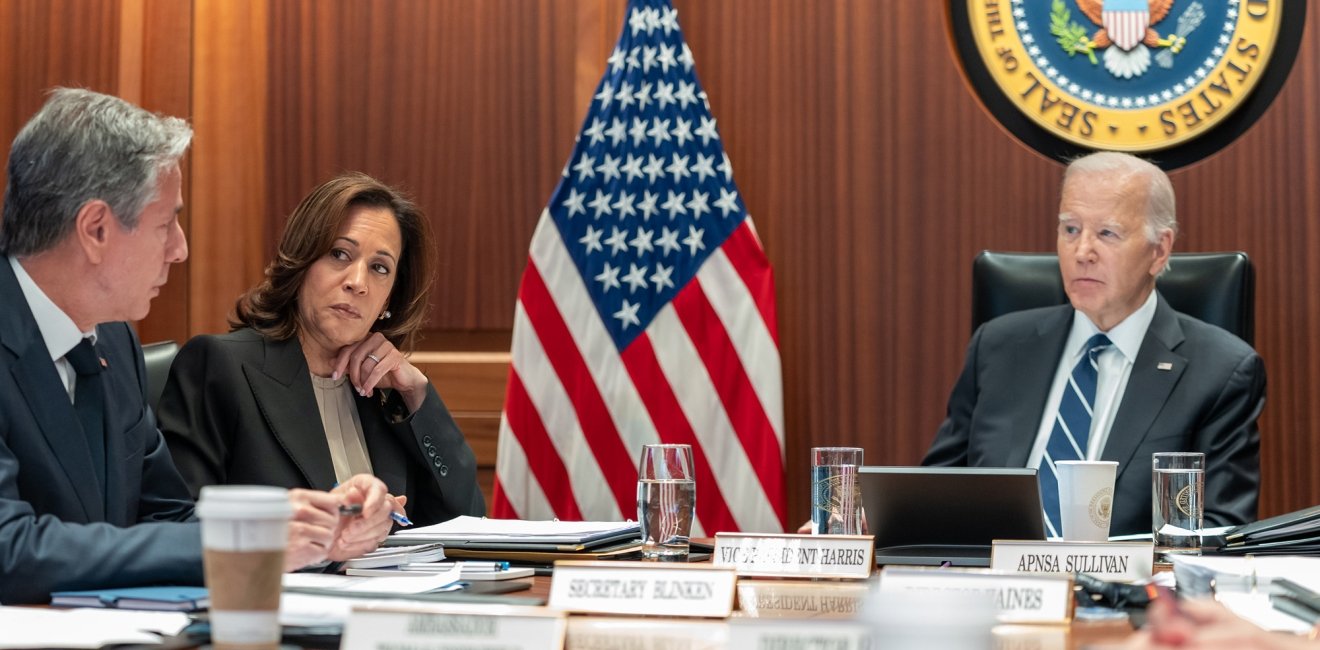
[
  {"xmin": 923, "ymin": 151, "xmax": 1264, "ymax": 537},
  {"xmin": 0, "ymin": 89, "xmax": 390, "ymax": 605}
]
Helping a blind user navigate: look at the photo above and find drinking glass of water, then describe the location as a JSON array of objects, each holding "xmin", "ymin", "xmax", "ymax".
[
  {"xmin": 637, "ymin": 444, "xmax": 695, "ymax": 560},
  {"xmin": 811, "ymin": 447, "xmax": 864, "ymax": 535},
  {"xmin": 1152, "ymin": 452, "xmax": 1205, "ymax": 561}
]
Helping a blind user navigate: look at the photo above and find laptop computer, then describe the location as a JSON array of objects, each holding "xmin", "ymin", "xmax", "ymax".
[{"xmin": 860, "ymin": 466, "xmax": 1045, "ymax": 567}]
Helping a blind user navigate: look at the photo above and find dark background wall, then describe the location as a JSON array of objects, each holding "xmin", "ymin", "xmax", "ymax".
[{"xmin": 2, "ymin": 0, "xmax": 1316, "ymax": 525}]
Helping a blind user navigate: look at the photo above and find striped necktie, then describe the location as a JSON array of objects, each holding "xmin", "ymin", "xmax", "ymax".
[{"xmin": 1039, "ymin": 333, "xmax": 1111, "ymax": 537}]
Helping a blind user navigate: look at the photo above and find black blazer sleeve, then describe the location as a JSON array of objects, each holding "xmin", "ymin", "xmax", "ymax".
[{"xmin": 378, "ymin": 385, "xmax": 486, "ymax": 523}]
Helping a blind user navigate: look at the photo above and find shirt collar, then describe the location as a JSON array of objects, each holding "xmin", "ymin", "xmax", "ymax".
[
  {"xmin": 8, "ymin": 256, "xmax": 97, "ymax": 361},
  {"xmin": 1068, "ymin": 288, "xmax": 1158, "ymax": 362}
]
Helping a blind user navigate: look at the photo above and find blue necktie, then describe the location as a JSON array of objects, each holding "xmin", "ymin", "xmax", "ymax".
[
  {"xmin": 1039, "ymin": 333, "xmax": 1111, "ymax": 537},
  {"xmin": 66, "ymin": 338, "xmax": 106, "ymax": 492}
]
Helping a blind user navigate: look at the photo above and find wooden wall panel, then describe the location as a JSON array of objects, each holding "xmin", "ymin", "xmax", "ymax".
[
  {"xmin": 263, "ymin": 0, "xmax": 602, "ymax": 333},
  {"xmin": 133, "ymin": 0, "xmax": 194, "ymax": 345},
  {"xmin": 189, "ymin": 0, "xmax": 269, "ymax": 336},
  {"xmin": 4, "ymin": 0, "xmax": 1319, "ymax": 532},
  {"xmin": 0, "ymin": 0, "xmax": 121, "ymax": 206}
]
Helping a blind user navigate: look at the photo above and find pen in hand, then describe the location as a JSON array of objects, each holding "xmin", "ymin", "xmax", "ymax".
[{"xmin": 337, "ymin": 502, "xmax": 412, "ymax": 526}]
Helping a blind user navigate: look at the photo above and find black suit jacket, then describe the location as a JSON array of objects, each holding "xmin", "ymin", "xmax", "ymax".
[
  {"xmin": 158, "ymin": 329, "xmax": 484, "ymax": 525},
  {"xmin": 0, "ymin": 261, "xmax": 202, "ymax": 604},
  {"xmin": 923, "ymin": 295, "xmax": 1264, "ymax": 535}
]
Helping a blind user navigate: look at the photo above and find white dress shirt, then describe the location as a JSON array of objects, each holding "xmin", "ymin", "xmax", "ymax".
[
  {"xmin": 1026, "ymin": 289, "xmax": 1158, "ymax": 467},
  {"xmin": 8, "ymin": 256, "xmax": 97, "ymax": 402}
]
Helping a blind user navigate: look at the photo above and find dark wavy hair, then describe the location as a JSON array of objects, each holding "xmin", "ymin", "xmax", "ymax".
[{"xmin": 232, "ymin": 172, "xmax": 434, "ymax": 350}]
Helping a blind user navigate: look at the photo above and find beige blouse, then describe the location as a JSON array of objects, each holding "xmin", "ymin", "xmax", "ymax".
[{"xmin": 310, "ymin": 373, "xmax": 374, "ymax": 483}]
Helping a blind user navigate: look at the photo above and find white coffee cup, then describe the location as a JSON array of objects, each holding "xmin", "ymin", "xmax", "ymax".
[
  {"xmin": 197, "ymin": 485, "xmax": 292, "ymax": 650},
  {"xmin": 1055, "ymin": 461, "xmax": 1118, "ymax": 542}
]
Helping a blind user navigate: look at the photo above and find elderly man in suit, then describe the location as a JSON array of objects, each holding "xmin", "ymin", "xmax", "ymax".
[
  {"xmin": 0, "ymin": 89, "xmax": 394, "ymax": 604},
  {"xmin": 923, "ymin": 151, "xmax": 1264, "ymax": 537}
]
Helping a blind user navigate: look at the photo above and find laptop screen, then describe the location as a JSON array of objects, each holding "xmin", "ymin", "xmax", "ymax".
[{"xmin": 860, "ymin": 466, "xmax": 1046, "ymax": 548}]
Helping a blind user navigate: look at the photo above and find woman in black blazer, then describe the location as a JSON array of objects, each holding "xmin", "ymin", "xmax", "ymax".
[{"xmin": 159, "ymin": 172, "xmax": 484, "ymax": 528}]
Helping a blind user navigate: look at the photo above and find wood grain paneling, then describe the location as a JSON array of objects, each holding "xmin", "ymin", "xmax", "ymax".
[
  {"xmin": 263, "ymin": 0, "xmax": 598, "ymax": 331},
  {"xmin": 0, "ymin": 0, "xmax": 121, "ymax": 202},
  {"xmin": 5, "ymin": 0, "xmax": 1319, "ymax": 532},
  {"xmin": 190, "ymin": 0, "xmax": 270, "ymax": 336},
  {"xmin": 133, "ymin": 0, "xmax": 194, "ymax": 346}
]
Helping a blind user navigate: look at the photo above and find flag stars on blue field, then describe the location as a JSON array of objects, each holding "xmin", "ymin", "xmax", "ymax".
[{"xmin": 547, "ymin": 2, "xmax": 746, "ymax": 347}]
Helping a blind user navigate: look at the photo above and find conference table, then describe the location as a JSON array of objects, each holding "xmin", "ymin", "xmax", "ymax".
[{"xmin": 503, "ymin": 573, "xmax": 1140, "ymax": 650}]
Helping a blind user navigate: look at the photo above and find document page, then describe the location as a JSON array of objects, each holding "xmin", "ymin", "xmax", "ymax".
[
  {"xmin": 0, "ymin": 606, "xmax": 189, "ymax": 648},
  {"xmin": 282, "ymin": 565, "xmax": 463, "ymax": 595},
  {"xmin": 397, "ymin": 515, "xmax": 638, "ymax": 542}
]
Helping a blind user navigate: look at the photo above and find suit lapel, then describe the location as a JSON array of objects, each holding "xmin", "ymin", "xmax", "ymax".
[
  {"xmin": 1000, "ymin": 306, "xmax": 1074, "ymax": 467},
  {"xmin": 1101, "ymin": 296, "xmax": 1186, "ymax": 484},
  {"xmin": 243, "ymin": 336, "xmax": 337, "ymax": 490},
  {"xmin": 0, "ymin": 263, "xmax": 104, "ymax": 520}
]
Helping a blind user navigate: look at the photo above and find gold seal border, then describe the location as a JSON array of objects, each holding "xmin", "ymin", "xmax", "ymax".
[{"xmin": 966, "ymin": 1, "xmax": 1283, "ymax": 152}]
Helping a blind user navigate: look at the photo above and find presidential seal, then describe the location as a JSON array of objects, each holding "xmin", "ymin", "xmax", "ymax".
[
  {"xmin": 1175, "ymin": 484, "xmax": 1196, "ymax": 517},
  {"xmin": 1089, "ymin": 487, "xmax": 1113, "ymax": 528},
  {"xmin": 950, "ymin": 0, "xmax": 1305, "ymax": 166}
]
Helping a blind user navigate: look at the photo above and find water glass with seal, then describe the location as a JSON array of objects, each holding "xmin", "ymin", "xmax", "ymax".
[
  {"xmin": 811, "ymin": 447, "xmax": 864, "ymax": 535},
  {"xmin": 637, "ymin": 443, "xmax": 696, "ymax": 560},
  {"xmin": 197, "ymin": 485, "xmax": 292, "ymax": 650},
  {"xmin": 1152, "ymin": 452, "xmax": 1204, "ymax": 560}
]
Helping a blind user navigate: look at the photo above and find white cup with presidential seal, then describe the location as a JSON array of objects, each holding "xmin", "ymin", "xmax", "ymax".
[{"xmin": 1055, "ymin": 460, "xmax": 1117, "ymax": 542}]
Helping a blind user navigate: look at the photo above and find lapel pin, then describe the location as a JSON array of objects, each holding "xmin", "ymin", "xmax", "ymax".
[
  {"xmin": 99, "ymin": 357, "xmax": 108, "ymax": 368},
  {"xmin": 1157, "ymin": 362, "xmax": 1173, "ymax": 371}
]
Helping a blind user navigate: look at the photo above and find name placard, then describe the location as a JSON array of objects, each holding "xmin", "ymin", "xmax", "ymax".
[
  {"xmin": 341, "ymin": 603, "xmax": 566, "ymax": 650},
  {"xmin": 727, "ymin": 618, "xmax": 872, "ymax": 649},
  {"xmin": 736, "ymin": 579, "xmax": 872, "ymax": 619},
  {"xmin": 994, "ymin": 624, "xmax": 1068, "ymax": 650},
  {"xmin": 548, "ymin": 561, "xmax": 737, "ymax": 618},
  {"xmin": 991, "ymin": 540, "xmax": 1154, "ymax": 582},
  {"xmin": 713, "ymin": 533, "xmax": 874, "ymax": 579},
  {"xmin": 567, "ymin": 616, "xmax": 729, "ymax": 648},
  {"xmin": 879, "ymin": 567, "xmax": 1074, "ymax": 624}
]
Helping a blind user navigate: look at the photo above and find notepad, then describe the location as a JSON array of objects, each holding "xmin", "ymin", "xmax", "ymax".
[
  {"xmin": 388, "ymin": 516, "xmax": 639, "ymax": 550},
  {"xmin": 50, "ymin": 586, "xmax": 209, "ymax": 611},
  {"xmin": 343, "ymin": 543, "xmax": 446, "ymax": 569}
]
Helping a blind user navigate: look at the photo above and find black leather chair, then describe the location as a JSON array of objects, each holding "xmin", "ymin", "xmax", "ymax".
[
  {"xmin": 971, "ymin": 251, "xmax": 1255, "ymax": 345},
  {"xmin": 141, "ymin": 340, "xmax": 179, "ymax": 414}
]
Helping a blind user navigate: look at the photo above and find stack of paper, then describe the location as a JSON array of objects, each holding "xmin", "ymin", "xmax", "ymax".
[
  {"xmin": 386, "ymin": 516, "xmax": 641, "ymax": 562},
  {"xmin": 346, "ymin": 561, "xmax": 535, "ymax": 581},
  {"xmin": 283, "ymin": 566, "xmax": 464, "ymax": 597},
  {"xmin": 343, "ymin": 543, "xmax": 446, "ymax": 569}
]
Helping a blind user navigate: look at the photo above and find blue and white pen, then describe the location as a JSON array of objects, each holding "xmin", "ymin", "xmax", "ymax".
[{"xmin": 390, "ymin": 510, "xmax": 413, "ymax": 527}]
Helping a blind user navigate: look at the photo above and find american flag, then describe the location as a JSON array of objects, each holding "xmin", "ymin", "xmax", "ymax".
[{"xmin": 491, "ymin": 0, "xmax": 786, "ymax": 534}]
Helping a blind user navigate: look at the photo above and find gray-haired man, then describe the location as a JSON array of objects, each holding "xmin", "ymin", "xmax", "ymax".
[{"xmin": 0, "ymin": 89, "xmax": 381, "ymax": 604}]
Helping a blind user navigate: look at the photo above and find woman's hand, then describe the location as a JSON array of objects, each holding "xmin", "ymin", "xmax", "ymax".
[
  {"xmin": 284, "ymin": 488, "xmax": 339, "ymax": 571},
  {"xmin": 325, "ymin": 473, "xmax": 396, "ymax": 562},
  {"xmin": 333, "ymin": 332, "xmax": 430, "ymax": 413}
]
